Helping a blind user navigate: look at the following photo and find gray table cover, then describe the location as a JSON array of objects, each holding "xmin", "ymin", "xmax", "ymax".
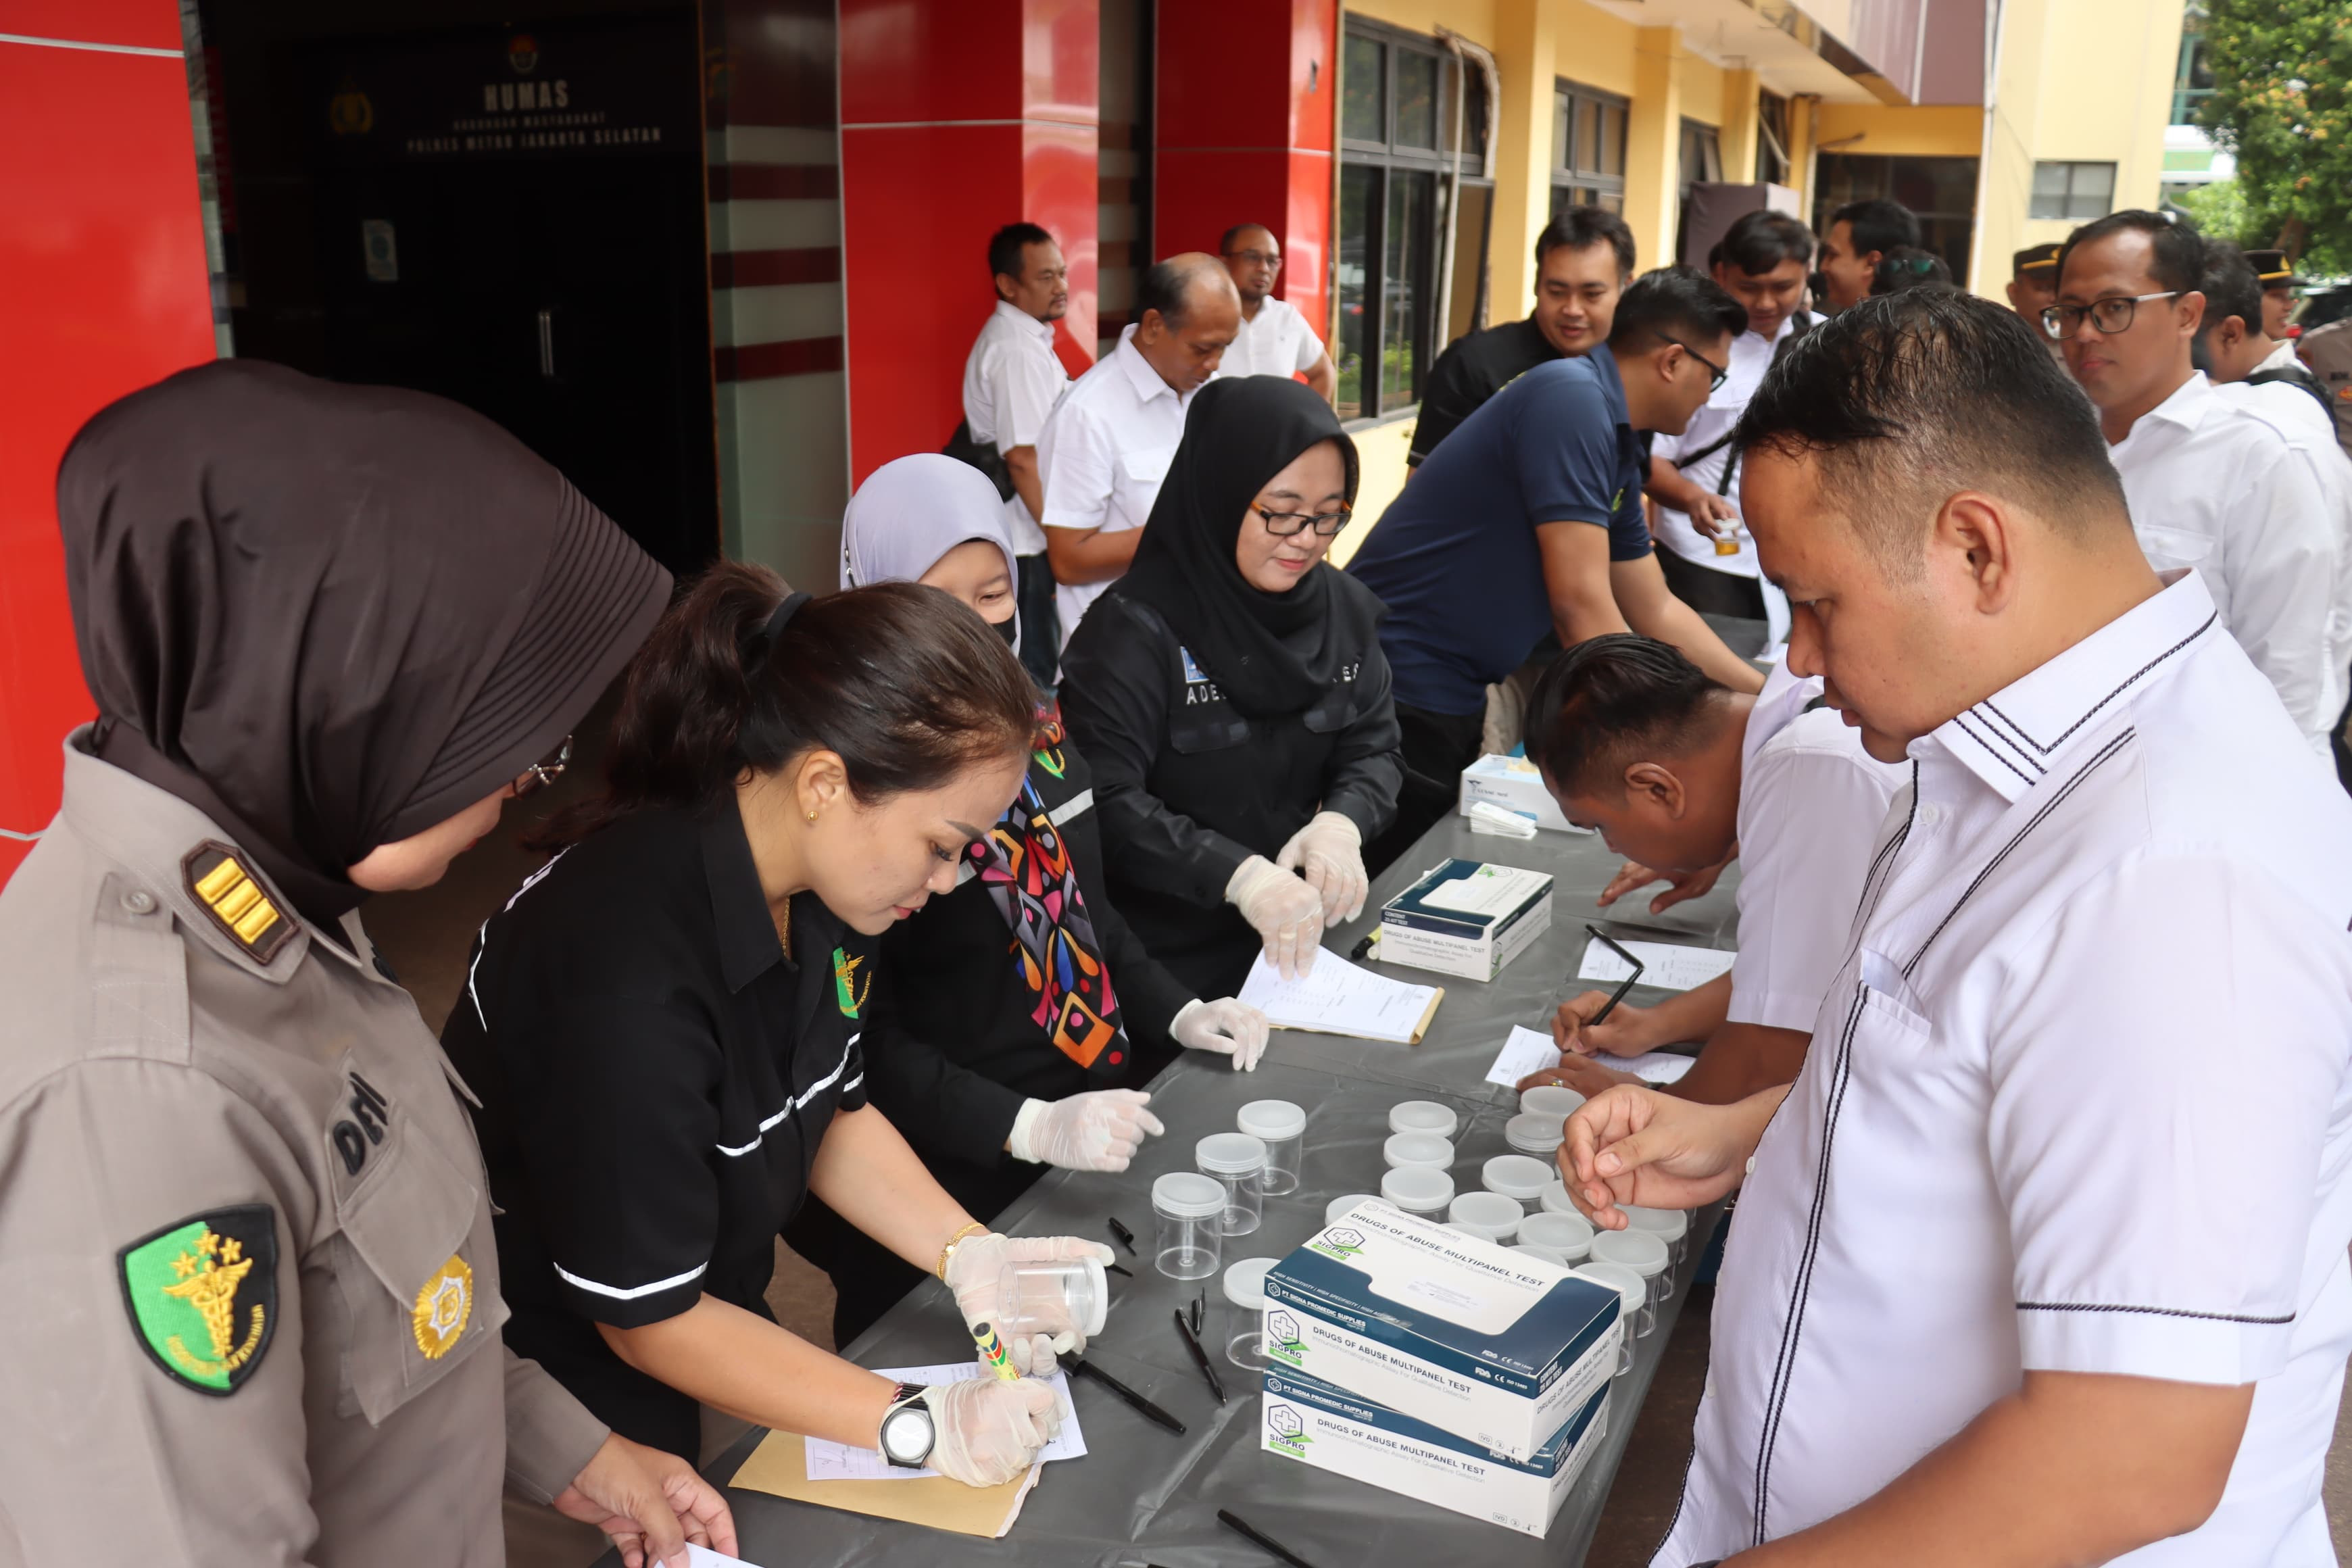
[{"xmin": 606, "ymin": 806, "xmax": 1744, "ymax": 1568}]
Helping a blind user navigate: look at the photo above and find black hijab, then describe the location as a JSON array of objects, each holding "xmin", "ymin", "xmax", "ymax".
[
  {"xmin": 1116, "ymin": 376, "xmax": 1381, "ymax": 718},
  {"xmin": 56, "ymin": 360, "xmax": 672, "ymax": 930}
]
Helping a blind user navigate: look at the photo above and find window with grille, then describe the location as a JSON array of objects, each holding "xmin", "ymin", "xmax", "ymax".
[
  {"xmin": 2029, "ymin": 162, "xmax": 2117, "ymax": 221},
  {"xmin": 1550, "ymin": 80, "xmax": 1628, "ymax": 217},
  {"xmin": 1336, "ymin": 21, "xmax": 1486, "ymax": 420}
]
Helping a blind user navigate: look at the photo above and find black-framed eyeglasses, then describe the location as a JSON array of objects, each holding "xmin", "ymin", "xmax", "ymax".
[
  {"xmin": 1659, "ymin": 335, "xmax": 1730, "ymax": 393},
  {"xmin": 1251, "ymin": 503, "xmax": 1354, "ymax": 537},
  {"xmin": 514, "ymin": 733, "xmax": 572, "ymax": 798},
  {"xmin": 2040, "ymin": 291, "xmax": 2180, "ymax": 341}
]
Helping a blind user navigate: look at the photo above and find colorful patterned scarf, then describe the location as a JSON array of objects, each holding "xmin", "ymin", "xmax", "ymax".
[{"xmin": 967, "ymin": 725, "xmax": 1126, "ymax": 1069}]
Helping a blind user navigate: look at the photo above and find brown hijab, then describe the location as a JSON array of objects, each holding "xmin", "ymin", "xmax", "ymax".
[{"xmin": 57, "ymin": 360, "xmax": 671, "ymax": 929}]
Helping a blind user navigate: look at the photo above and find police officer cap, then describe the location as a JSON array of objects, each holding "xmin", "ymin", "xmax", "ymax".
[{"xmin": 2245, "ymin": 249, "xmax": 2304, "ymax": 288}]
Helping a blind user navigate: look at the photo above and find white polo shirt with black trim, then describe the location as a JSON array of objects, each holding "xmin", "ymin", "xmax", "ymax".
[
  {"xmin": 443, "ymin": 795, "xmax": 874, "ymax": 1458},
  {"xmin": 1659, "ymin": 570, "xmax": 2352, "ymax": 1567}
]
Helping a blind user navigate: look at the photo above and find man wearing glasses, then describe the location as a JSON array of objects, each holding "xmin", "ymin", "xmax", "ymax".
[
  {"xmin": 2053, "ymin": 210, "xmax": 2338, "ymax": 754},
  {"xmin": 1348, "ymin": 268, "xmax": 1763, "ymax": 872},
  {"xmin": 1217, "ymin": 224, "xmax": 1337, "ymax": 401}
]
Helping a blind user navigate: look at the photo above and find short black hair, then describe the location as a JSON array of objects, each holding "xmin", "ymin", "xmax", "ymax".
[
  {"xmin": 1607, "ymin": 266, "xmax": 1747, "ymax": 354},
  {"xmin": 1138, "ymin": 254, "xmax": 1230, "ymax": 328},
  {"xmin": 1733, "ymin": 289, "xmax": 2125, "ymax": 577},
  {"xmin": 1525, "ymin": 635, "xmax": 1731, "ymax": 797},
  {"xmin": 1871, "ymin": 246, "xmax": 1953, "ymax": 296},
  {"xmin": 2197, "ymin": 239, "xmax": 2262, "ymax": 339},
  {"xmin": 2057, "ymin": 209, "xmax": 2203, "ymax": 299},
  {"xmin": 1537, "ymin": 207, "xmax": 1638, "ymax": 278},
  {"xmin": 1221, "ymin": 222, "xmax": 1274, "ymax": 254},
  {"xmin": 1717, "ymin": 210, "xmax": 1815, "ymax": 275},
  {"xmin": 988, "ymin": 222, "xmax": 1054, "ymax": 282},
  {"xmin": 1828, "ymin": 199, "xmax": 1920, "ymax": 258}
]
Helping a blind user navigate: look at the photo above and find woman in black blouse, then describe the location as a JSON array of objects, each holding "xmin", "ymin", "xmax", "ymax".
[
  {"xmin": 789, "ymin": 456, "xmax": 1269, "ymax": 1344},
  {"xmin": 1059, "ymin": 377, "xmax": 1404, "ymax": 997},
  {"xmin": 448, "ymin": 570, "xmax": 1112, "ymax": 1487}
]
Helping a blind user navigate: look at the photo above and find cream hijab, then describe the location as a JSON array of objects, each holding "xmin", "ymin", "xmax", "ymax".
[{"xmin": 839, "ymin": 454, "xmax": 1021, "ymax": 654}]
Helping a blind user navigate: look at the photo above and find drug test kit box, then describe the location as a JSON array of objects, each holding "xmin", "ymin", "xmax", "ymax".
[
  {"xmin": 1459, "ymin": 752, "xmax": 1577, "ymax": 835},
  {"xmin": 1378, "ymin": 859, "xmax": 1554, "ymax": 982},
  {"xmin": 1263, "ymin": 1201, "xmax": 1618, "ymax": 1461},
  {"xmin": 1260, "ymin": 1367, "xmax": 1609, "ymax": 1538}
]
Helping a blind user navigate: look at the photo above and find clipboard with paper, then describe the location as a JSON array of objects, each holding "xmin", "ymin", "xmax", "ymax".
[{"xmin": 1237, "ymin": 946, "xmax": 1444, "ymax": 1044}]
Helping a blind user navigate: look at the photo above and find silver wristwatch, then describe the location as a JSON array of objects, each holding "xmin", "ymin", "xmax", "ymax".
[{"xmin": 878, "ymin": 1381, "xmax": 935, "ymax": 1469}]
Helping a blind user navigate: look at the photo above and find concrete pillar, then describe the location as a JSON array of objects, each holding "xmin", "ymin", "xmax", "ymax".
[
  {"xmin": 1154, "ymin": 0, "xmax": 1338, "ymax": 342},
  {"xmin": 837, "ymin": 0, "xmax": 1099, "ymax": 484},
  {"xmin": 1622, "ymin": 26, "xmax": 1684, "ymax": 274},
  {"xmin": 1485, "ymin": 0, "xmax": 1559, "ymax": 319},
  {"xmin": 1719, "ymin": 68, "xmax": 1760, "ymax": 189}
]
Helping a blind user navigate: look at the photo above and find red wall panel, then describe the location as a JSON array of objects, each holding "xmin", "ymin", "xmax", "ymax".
[
  {"xmin": 1153, "ymin": 0, "xmax": 1336, "ymax": 351},
  {"xmin": 839, "ymin": 0, "xmax": 1098, "ymax": 486},
  {"xmin": 0, "ymin": 24, "xmax": 215, "ymax": 883},
  {"xmin": 1, "ymin": 0, "xmax": 182, "ymax": 51}
]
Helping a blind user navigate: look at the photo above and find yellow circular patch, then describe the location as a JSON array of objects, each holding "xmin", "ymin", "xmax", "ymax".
[{"xmin": 412, "ymin": 1254, "xmax": 473, "ymax": 1359}]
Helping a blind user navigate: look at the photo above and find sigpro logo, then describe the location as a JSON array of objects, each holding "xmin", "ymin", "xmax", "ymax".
[
  {"xmin": 1265, "ymin": 1308, "xmax": 1306, "ymax": 1366},
  {"xmin": 1266, "ymin": 1403, "xmax": 1312, "ymax": 1458},
  {"xmin": 1308, "ymin": 1225, "xmax": 1364, "ymax": 1262}
]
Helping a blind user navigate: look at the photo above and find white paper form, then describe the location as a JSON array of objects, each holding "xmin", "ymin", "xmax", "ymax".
[
  {"xmin": 1418, "ymin": 863, "xmax": 1552, "ymax": 916},
  {"xmin": 1614, "ymin": 1050, "xmax": 1698, "ymax": 1084},
  {"xmin": 1238, "ymin": 947, "xmax": 1439, "ymax": 1043},
  {"xmin": 1484, "ymin": 1025, "xmax": 1562, "ymax": 1087},
  {"xmin": 1485, "ymin": 1025, "xmax": 1699, "ymax": 1089},
  {"xmin": 800, "ymin": 1362, "xmax": 1085, "ymax": 1481},
  {"xmin": 1576, "ymin": 936, "xmax": 1736, "ymax": 992},
  {"xmin": 686, "ymin": 1547, "xmax": 760, "ymax": 1568}
]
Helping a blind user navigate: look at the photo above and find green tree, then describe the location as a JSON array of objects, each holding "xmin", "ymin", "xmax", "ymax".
[{"xmin": 2198, "ymin": 0, "xmax": 2352, "ymax": 270}]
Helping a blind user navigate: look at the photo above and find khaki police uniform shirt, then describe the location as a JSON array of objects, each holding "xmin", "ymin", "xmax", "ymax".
[
  {"xmin": 2297, "ymin": 318, "xmax": 2352, "ymax": 458},
  {"xmin": 0, "ymin": 733, "xmax": 608, "ymax": 1565}
]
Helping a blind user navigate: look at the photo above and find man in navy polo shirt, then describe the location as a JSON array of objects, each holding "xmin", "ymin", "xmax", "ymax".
[{"xmin": 1351, "ymin": 267, "xmax": 1762, "ymax": 867}]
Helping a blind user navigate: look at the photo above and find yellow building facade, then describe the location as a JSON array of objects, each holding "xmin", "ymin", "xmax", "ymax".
[{"xmin": 1327, "ymin": 0, "xmax": 2188, "ymax": 545}]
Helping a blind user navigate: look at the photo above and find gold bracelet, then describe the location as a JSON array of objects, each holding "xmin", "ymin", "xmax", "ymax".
[{"xmin": 935, "ymin": 1222, "xmax": 989, "ymax": 1282}]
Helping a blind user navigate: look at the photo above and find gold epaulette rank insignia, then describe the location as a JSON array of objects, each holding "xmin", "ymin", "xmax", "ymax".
[{"xmin": 181, "ymin": 841, "xmax": 295, "ymax": 963}]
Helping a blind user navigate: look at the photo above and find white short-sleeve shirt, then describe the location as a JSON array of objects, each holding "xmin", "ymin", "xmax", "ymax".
[
  {"xmin": 961, "ymin": 299, "xmax": 1070, "ymax": 555},
  {"xmin": 1219, "ymin": 296, "xmax": 1325, "ymax": 381},
  {"xmin": 1035, "ymin": 324, "xmax": 1200, "ymax": 647},
  {"xmin": 2108, "ymin": 372, "xmax": 2338, "ymax": 749},
  {"xmin": 1726, "ymin": 663, "xmax": 1909, "ymax": 1033},
  {"xmin": 2215, "ymin": 376, "xmax": 2352, "ymax": 728},
  {"xmin": 1659, "ymin": 571, "xmax": 2352, "ymax": 1567},
  {"xmin": 1650, "ymin": 315, "xmax": 1798, "ymax": 581}
]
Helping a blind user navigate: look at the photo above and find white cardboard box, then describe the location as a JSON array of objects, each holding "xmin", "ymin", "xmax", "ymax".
[
  {"xmin": 1260, "ymin": 1367, "xmax": 1609, "ymax": 1538},
  {"xmin": 1378, "ymin": 859, "xmax": 1554, "ymax": 982},
  {"xmin": 1459, "ymin": 752, "xmax": 1579, "ymax": 834},
  {"xmin": 1263, "ymin": 1200, "xmax": 1619, "ymax": 1461}
]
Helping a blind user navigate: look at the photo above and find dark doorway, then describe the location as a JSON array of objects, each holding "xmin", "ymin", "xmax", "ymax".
[{"xmin": 199, "ymin": 5, "xmax": 719, "ymax": 577}]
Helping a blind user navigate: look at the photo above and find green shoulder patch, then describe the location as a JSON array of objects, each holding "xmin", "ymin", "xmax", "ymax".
[
  {"xmin": 118, "ymin": 1204, "xmax": 278, "ymax": 1396},
  {"xmin": 831, "ymin": 946, "xmax": 871, "ymax": 1019}
]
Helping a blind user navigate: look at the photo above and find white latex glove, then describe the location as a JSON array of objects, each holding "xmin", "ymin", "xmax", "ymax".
[
  {"xmin": 1170, "ymin": 996, "xmax": 1271, "ymax": 1071},
  {"xmin": 1006, "ymin": 1089, "xmax": 1164, "ymax": 1171},
  {"xmin": 921, "ymin": 1377, "xmax": 1062, "ymax": 1487},
  {"xmin": 945, "ymin": 1231, "xmax": 1119, "ymax": 1375},
  {"xmin": 1227, "ymin": 854, "xmax": 1323, "ymax": 980},
  {"xmin": 1276, "ymin": 810, "xmax": 1369, "ymax": 924}
]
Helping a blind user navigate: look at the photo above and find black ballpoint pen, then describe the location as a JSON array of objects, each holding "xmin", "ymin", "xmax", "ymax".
[
  {"xmin": 1067, "ymin": 1356, "xmax": 1187, "ymax": 1435},
  {"xmin": 1582, "ymin": 923, "xmax": 1647, "ymax": 1027},
  {"xmin": 1218, "ymin": 1508, "xmax": 1321, "ymax": 1568},
  {"xmin": 1171, "ymin": 1307, "xmax": 1226, "ymax": 1404}
]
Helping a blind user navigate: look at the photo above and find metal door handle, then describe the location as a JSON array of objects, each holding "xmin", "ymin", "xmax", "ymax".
[{"xmin": 537, "ymin": 308, "xmax": 555, "ymax": 379}]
